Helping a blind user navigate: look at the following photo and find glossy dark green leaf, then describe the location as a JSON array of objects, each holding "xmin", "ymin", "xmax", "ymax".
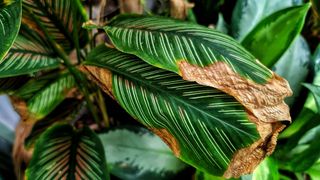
[
  {"xmin": 231, "ymin": 0, "xmax": 302, "ymax": 40},
  {"xmin": 27, "ymin": 73, "xmax": 76, "ymax": 120},
  {"xmin": 0, "ymin": 24, "xmax": 61, "ymax": 78},
  {"xmin": 84, "ymin": 45, "xmax": 264, "ymax": 177},
  {"xmin": 22, "ymin": 0, "xmax": 89, "ymax": 52},
  {"xmin": 273, "ymin": 36, "xmax": 311, "ymax": 106},
  {"xmin": 26, "ymin": 124, "xmax": 109, "ymax": 180},
  {"xmin": 241, "ymin": 4, "xmax": 310, "ymax": 67},
  {"xmin": 306, "ymin": 160, "xmax": 320, "ymax": 180},
  {"xmin": 99, "ymin": 126, "xmax": 186, "ymax": 180},
  {"xmin": 0, "ymin": 0, "xmax": 22, "ymax": 61}
]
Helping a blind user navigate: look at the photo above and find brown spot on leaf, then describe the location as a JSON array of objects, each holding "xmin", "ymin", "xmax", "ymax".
[
  {"xmin": 170, "ymin": 0, "xmax": 194, "ymax": 20},
  {"xmin": 150, "ymin": 128, "xmax": 180, "ymax": 156},
  {"xmin": 223, "ymin": 111, "xmax": 285, "ymax": 178},
  {"xmin": 178, "ymin": 61, "xmax": 292, "ymax": 123},
  {"xmin": 81, "ymin": 65, "xmax": 114, "ymax": 99}
]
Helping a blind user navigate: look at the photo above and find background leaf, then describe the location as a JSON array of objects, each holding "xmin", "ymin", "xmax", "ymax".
[
  {"xmin": 252, "ymin": 157, "xmax": 279, "ymax": 180},
  {"xmin": 99, "ymin": 126, "xmax": 187, "ymax": 180},
  {"xmin": 273, "ymin": 36, "xmax": 311, "ymax": 106},
  {"xmin": 231, "ymin": 0, "xmax": 302, "ymax": 40},
  {"xmin": 26, "ymin": 124, "xmax": 109, "ymax": 180},
  {"xmin": 241, "ymin": 4, "xmax": 310, "ymax": 67},
  {"xmin": 0, "ymin": 0, "xmax": 22, "ymax": 61}
]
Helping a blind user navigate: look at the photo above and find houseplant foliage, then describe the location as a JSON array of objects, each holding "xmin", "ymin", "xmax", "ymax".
[{"xmin": 0, "ymin": 0, "xmax": 319, "ymax": 179}]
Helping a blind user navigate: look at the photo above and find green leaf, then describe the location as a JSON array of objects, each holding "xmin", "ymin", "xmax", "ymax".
[
  {"xmin": 26, "ymin": 124, "xmax": 109, "ymax": 180},
  {"xmin": 241, "ymin": 4, "xmax": 310, "ymax": 67},
  {"xmin": 27, "ymin": 73, "xmax": 76, "ymax": 120},
  {"xmin": 0, "ymin": 24, "xmax": 61, "ymax": 78},
  {"xmin": 252, "ymin": 157, "xmax": 279, "ymax": 180},
  {"xmin": 0, "ymin": 0, "xmax": 22, "ymax": 61},
  {"xmin": 194, "ymin": 170, "xmax": 228, "ymax": 180},
  {"xmin": 306, "ymin": 160, "xmax": 320, "ymax": 180},
  {"xmin": 286, "ymin": 125, "xmax": 320, "ymax": 172},
  {"xmin": 22, "ymin": 0, "xmax": 89, "ymax": 52},
  {"xmin": 103, "ymin": 14, "xmax": 272, "ymax": 84},
  {"xmin": 84, "ymin": 45, "xmax": 278, "ymax": 177},
  {"xmin": 303, "ymin": 83, "xmax": 320, "ymax": 114},
  {"xmin": 231, "ymin": 0, "xmax": 302, "ymax": 40},
  {"xmin": 99, "ymin": 126, "xmax": 186, "ymax": 180},
  {"xmin": 98, "ymin": 14, "xmax": 292, "ymax": 124},
  {"xmin": 273, "ymin": 36, "xmax": 311, "ymax": 106},
  {"xmin": 216, "ymin": 13, "xmax": 228, "ymax": 34}
]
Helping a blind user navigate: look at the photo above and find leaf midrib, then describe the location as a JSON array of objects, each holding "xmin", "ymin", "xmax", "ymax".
[{"xmin": 86, "ymin": 61, "xmax": 258, "ymax": 139}]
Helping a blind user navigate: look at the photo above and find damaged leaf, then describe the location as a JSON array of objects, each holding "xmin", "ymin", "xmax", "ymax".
[
  {"xmin": 93, "ymin": 14, "xmax": 292, "ymax": 124},
  {"xmin": 83, "ymin": 45, "xmax": 285, "ymax": 178}
]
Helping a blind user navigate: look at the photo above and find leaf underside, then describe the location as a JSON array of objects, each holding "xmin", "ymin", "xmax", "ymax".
[
  {"xmin": 26, "ymin": 124, "xmax": 109, "ymax": 180},
  {"xmin": 85, "ymin": 45, "xmax": 261, "ymax": 176}
]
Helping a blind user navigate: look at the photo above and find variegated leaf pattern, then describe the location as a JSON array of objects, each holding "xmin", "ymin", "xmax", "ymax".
[
  {"xmin": 84, "ymin": 45, "xmax": 260, "ymax": 176},
  {"xmin": 102, "ymin": 14, "xmax": 272, "ymax": 83},
  {"xmin": 26, "ymin": 124, "xmax": 109, "ymax": 180},
  {"xmin": 0, "ymin": 0, "xmax": 21, "ymax": 61},
  {"xmin": 22, "ymin": 0, "xmax": 89, "ymax": 52},
  {"xmin": 0, "ymin": 24, "xmax": 60, "ymax": 78},
  {"xmin": 96, "ymin": 14, "xmax": 292, "ymax": 124},
  {"xmin": 27, "ymin": 73, "xmax": 76, "ymax": 120}
]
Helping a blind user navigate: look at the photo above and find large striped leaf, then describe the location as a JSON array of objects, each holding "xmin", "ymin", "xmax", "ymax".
[
  {"xmin": 27, "ymin": 73, "xmax": 76, "ymax": 120},
  {"xmin": 0, "ymin": 0, "xmax": 22, "ymax": 61},
  {"xmin": 84, "ymin": 45, "xmax": 285, "ymax": 178},
  {"xmin": 93, "ymin": 14, "xmax": 292, "ymax": 124},
  {"xmin": 26, "ymin": 124, "xmax": 109, "ymax": 180},
  {"xmin": 241, "ymin": 4, "xmax": 310, "ymax": 67},
  {"xmin": 22, "ymin": 0, "xmax": 89, "ymax": 52},
  {"xmin": 0, "ymin": 24, "xmax": 61, "ymax": 78},
  {"xmin": 99, "ymin": 126, "xmax": 186, "ymax": 180}
]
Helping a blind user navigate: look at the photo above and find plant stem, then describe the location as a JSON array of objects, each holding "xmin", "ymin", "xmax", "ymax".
[
  {"xmin": 97, "ymin": 89, "xmax": 109, "ymax": 128},
  {"xmin": 29, "ymin": 12, "xmax": 100, "ymax": 125}
]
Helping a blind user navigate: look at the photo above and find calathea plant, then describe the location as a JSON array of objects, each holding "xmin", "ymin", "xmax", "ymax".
[{"xmin": 0, "ymin": 0, "xmax": 317, "ymax": 179}]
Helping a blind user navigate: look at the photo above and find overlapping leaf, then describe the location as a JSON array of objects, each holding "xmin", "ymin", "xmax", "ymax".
[
  {"xmin": 0, "ymin": 76, "xmax": 29, "ymax": 94},
  {"xmin": 0, "ymin": 0, "xmax": 22, "ymax": 61},
  {"xmin": 99, "ymin": 127, "xmax": 186, "ymax": 180},
  {"xmin": 242, "ymin": 4, "xmax": 310, "ymax": 67},
  {"xmin": 0, "ymin": 24, "xmax": 60, "ymax": 78},
  {"xmin": 27, "ymin": 73, "xmax": 76, "ymax": 120},
  {"xmin": 89, "ymin": 14, "xmax": 292, "ymax": 124},
  {"xmin": 26, "ymin": 124, "xmax": 109, "ymax": 180},
  {"xmin": 22, "ymin": 0, "xmax": 89, "ymax": 52},
  {"xmin": 84, "ymin": 45, "xmax": 284, "ymax": 177},
  {"xmin": 231, "ymin": 0, "xmax": 302, "ymax": 40}
]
